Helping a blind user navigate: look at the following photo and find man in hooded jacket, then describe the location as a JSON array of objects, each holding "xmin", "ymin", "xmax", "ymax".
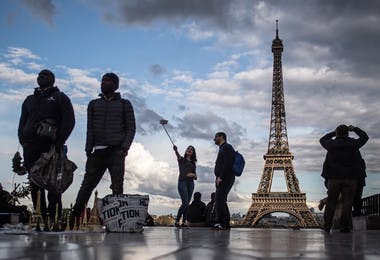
[{"xmin": 18, "ymin": 69, "xmax": 75, "ymax": 224}]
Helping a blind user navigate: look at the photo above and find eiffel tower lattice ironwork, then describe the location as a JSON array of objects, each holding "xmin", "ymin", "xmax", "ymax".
[{"xmin": 243, "ymin": 21, "xmax": 319, "ymax": 227}]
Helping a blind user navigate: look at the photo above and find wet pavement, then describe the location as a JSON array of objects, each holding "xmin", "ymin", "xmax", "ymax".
[{"xmin": 1, "ymin": 227, "xmax": 380, "ymax": 259}]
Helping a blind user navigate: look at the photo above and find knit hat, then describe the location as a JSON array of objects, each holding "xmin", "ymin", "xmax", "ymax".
[{"xmin": 102, "ymin": 72, "xmax": 119, "ymax": 88}]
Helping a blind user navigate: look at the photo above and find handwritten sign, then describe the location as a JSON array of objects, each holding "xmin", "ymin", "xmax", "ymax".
[{"xmin": 97, "ymin": 194, "xmax": 149, "ymax": 232}]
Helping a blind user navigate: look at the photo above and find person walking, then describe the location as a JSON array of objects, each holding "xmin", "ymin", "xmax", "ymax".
[
  {"xmin": 18, "ymin": 69, "xmax": 75, "ymax": 227},
  {"xmin": 70, "ymin": 72, "xmax": 136, "ymax": 228},
  {"xmin": 173, "ymin": 145, "xmax": 197, "ymax": 227},
  {"xmin": 320, "ymin": 125, "xmax": 368, "ymax": 233},
  {"xmin": 213, "ymin": 132, "xmax": 235, "ymax": 230}
]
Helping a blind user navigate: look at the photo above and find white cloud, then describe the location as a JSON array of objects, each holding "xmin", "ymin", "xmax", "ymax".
[
  {"xmin": 0, "ymin": 63, "xmax": 35, "ymax": 85},
  {"xmin": 124, "ymin": 142, "xmax": 178, "ymax": 198},
  {"xmin": 5, "ymin": 47, "xmax": 40, "ymax": 61},
  {"xmin": 27, "ymin": 62, "xmax": 44, "ymax": 71},
  {"xmin": 65, "ymin": 68, "xmax": 100, "ymax": 98},
  {"xmin": 182, "ymin": 22, "xmax": 214, "ymax": 41}
]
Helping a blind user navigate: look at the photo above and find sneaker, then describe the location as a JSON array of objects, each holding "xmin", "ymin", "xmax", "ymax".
[
  {"xmin": 212, "ymin": 223, "xmax": 224, "ymax": 230},
  {"xmin": 174, "ymin": 222, "xmax": 180, "ymax": 228},
  {"xmin": 181, "ymin": 223, "xmax": 188, "ymax": 228}
]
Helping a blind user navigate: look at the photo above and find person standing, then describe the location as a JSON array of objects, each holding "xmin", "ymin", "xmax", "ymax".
[
  {"xmin": 213, "ymin": 132, "xmax": 235, "ymax": 230},
  {"xmin": 320, "ymin": 125, "xmax": 368, "ymax": 233},
  {"xmin": 173, "ymin": 145, "xmax": 197, "ymax": 227},
  {"xmin": 18, "ymin": 69, "xmax": 75, "ymax": 225},
  {"xmin": 71, "ymin": 72, "xmax": 136, "ymax": 227}
]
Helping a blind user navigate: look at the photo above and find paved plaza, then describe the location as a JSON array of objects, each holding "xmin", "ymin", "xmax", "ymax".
[{"xmin": 1, "ymin": 227, "xmax": 380, "ymax": 259}]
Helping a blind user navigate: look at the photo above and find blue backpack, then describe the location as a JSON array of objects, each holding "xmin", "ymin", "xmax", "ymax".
[{"xmin": 233, "ymin": 151, "xmax": 245, "ymax": 177}]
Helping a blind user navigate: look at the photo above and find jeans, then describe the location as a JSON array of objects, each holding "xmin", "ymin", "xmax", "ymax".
[
  {"xmin": 176, "ymin": 180, "xmax": 194, "ymax": 223},
  {"xmin": 73, "ymin": 147, "xmax": 125, "ymax": 216},
  {"xmin": 324, "ymin": 179, "xmax": 357, "ymax": 230},
  {"xmin": 215, "ymin": 176, "xmax": 235, "ymax": 228}
]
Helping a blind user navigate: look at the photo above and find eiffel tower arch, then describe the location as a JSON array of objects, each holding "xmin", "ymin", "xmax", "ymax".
[{"xmin": 243, "ymin": 21, "xmax": 319, "ymax": 228}]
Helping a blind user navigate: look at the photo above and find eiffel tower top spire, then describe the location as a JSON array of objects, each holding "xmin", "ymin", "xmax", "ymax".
[
  {"xmin": 272, "ymin": 20, "xmax": 283, "ymax": 52},
  {"xmin": 276, "ymin": 19, "xmax": 279, "ymax": 38},
  {"xmin": 266, "ymin": 20, "xmax": 290, "ymax": 157}
]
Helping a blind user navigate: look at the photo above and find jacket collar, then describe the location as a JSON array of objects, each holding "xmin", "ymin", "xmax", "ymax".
[
  {"xmin": 99, "ymin": 92, "xmax": 121, "ymax": 101},
  {"xmin": 34, "ymin": 86, "xmax": 59, "ymax": 97}
]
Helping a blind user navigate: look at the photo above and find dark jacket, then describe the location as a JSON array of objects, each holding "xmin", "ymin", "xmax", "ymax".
[
  {"xmin": 187, "ymin": 200, "xmax": 206, "ymax": 223},
  {"xmin": 320, "ymin": 127, "xmax": 368, "ymax": 180},
  {"xmin": 86, "ymin": 93, "xmax": 136, "ymax": 153},
  {"xmin": 18, "ymin": 87, "xmax": 75, "ymax": 146},
  {"xmin": 214, "ymin": 142, "xmax": 235, "ymax": 180},
  {"xmin": 205, "ymin": 200, "xmax": 216, "ymax": 226}
]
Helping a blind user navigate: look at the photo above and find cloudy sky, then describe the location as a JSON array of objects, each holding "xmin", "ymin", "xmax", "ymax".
[{"xmin": 1, "ymin": 0, "xmax": 379, "ymax": 216}]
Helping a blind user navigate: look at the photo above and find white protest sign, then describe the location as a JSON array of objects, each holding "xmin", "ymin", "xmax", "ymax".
[{"xmin": 97, "ymin": 194, "xmax": 149, "ymax": 233}]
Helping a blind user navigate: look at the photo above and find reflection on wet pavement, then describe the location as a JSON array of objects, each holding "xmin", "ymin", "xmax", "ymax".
[{"xmin": 0, "ymin": 227, "xmax": 379, "ymax": 259}]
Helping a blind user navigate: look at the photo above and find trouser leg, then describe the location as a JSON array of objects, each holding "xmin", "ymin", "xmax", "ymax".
[
  {"xmin": 215, "ymin": 176, "xmax": 234, "ymax": 227},
  {"xmin": 30, "ymin": 182, "xmax": 47, "ymax": 218},
  {"xmin": 340, "ymin": 179, "xmax": 357, "ymax": 230},
  {"xmin": 73, "ymin": 152, "xmax": 107, "ymax": 216},
  {"xmin": 353, "ymin": 183, "xmax": 364, "ymax": 216},
  {"xmin": 23, "ymin": 142, "xmax": 50, "ymax": 217},
  {"xmin": 47, "ymin": 192, "xmax": 62, "ymax": 219},
  {"xmin": 324, "ymin": 179, "xmax": 341, "ymax": 230},
  {"xmin": 108, "ymin": 149, "xmax": 125, "ymax": 195},
  {"xmin": 182, "ymin": 181, "xmax": 194, "ymax": 222},
  {"xmin": 177, "ymin": 181, "xmax": 189, "ymax": 222}
]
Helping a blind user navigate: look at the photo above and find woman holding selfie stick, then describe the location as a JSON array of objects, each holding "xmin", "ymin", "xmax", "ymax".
[{"xmin": 173, "ymin": 145, "xmax": 197, "ymax": 227}]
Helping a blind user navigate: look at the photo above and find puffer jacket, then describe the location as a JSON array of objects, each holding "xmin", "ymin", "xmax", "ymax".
[{"xmin": 85, "ymin": 92, "xmax": 136, "ymax": 153}]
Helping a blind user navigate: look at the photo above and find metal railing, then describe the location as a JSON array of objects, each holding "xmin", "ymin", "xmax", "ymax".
[{"xmin": 361, "ymin": 194, "xmax": 380, "ymax": 216}]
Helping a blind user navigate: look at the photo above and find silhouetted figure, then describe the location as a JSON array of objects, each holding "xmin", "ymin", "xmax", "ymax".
[
  {"xmin": 0, "ymin": 183, "xmax": 29, "ymax": 226},
  {"xmin": 18, "ymin": 69, "xmax": 75, "ymax": 224},
  {"xmin": 320, "ymin": 125, "xmax": 368, "ymax": 233},
  {"xmin": 173, "ymin": 145, "xmax": 197, "ymax": 227},
  {"xmin": 187, "ymin": 192, "xmax": 206, "ymax": 225},
  {"xmin": 213, "ymin": 132, "xmax": 235, "ymax": 230},
  {"xmin": 205, "ymin": 192, "xmax": 217, "ymax": 227},
  {"xmin": 70, "ymin": 73, "xmax": 136, "ymax": 229}
]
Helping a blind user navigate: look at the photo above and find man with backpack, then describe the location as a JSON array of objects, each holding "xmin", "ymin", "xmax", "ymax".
[
  {"xmin": 70, "ymin": 72, "xmax": 136, "ymax": 228},
  {"xmin": 18, "ymin": 69, "xmax": 75, "ymax": 226},
  {"xmin": 213, "ymin": 132, "xmax": 236, "ymax": 230}
]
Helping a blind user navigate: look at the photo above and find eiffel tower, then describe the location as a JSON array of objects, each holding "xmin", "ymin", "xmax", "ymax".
[{"xmin": 243, "ymin": 21, "xmax": 319, "ymax": 227}]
